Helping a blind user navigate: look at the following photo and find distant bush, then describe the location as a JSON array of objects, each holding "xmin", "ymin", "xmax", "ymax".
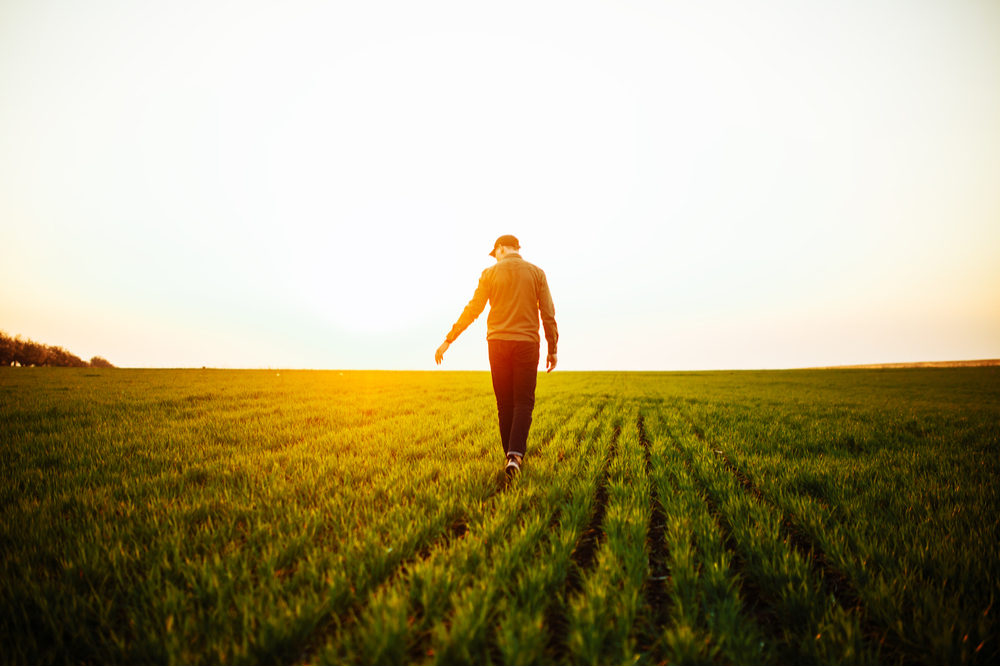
[{"xmin": 0, "ymin": 329, "xmax": 112, "ymax": 368}]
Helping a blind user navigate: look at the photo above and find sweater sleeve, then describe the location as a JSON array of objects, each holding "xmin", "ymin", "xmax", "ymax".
[
  {"xmin": 538, "ymin": 270, "xmax": 559, "ymax": 355},
  {"xmin": 445, "ymin": 269, "xmax": 491, "ymax": 343}
]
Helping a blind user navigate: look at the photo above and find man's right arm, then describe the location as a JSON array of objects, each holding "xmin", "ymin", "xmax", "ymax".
[{"xmin": 444, "ymin": 269, "xmax": 491, "ymax": 344}]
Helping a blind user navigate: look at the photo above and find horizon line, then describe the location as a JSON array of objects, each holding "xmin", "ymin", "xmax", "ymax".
[{"xmin": 24, "ymin": 358, "xmax": 997, "ymax": 372}]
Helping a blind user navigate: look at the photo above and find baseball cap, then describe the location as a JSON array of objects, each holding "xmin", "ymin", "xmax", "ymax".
[{"xmin": 489, "ymin": 234, "xmax": 520, "ymax": 257}]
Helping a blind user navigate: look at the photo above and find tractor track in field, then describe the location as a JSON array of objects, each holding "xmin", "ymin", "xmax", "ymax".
[
  {"xmin": 679, "ymin": 411, "xmax": 860, "ymax": 607},
  {"xmin": 545, "ymin": 400, "xmax": 611, "ymax": 535},
  {"xmin": 664, "ymin": 417, "xmax": 781, "ymax": 640},
  {"xmin": 713, "ymin": 447, "xmax": 862, "ymax": 612},
  {"xmin": 567, "ymin": 423, "xmax": 620, "ymax": 576},
  {"xmin": 710, "ymin": 451, "xmax": 907, "ymax": 661},
  {"xmin": 545, "ymin": 418, "xmax": 622, "ymax": 662},
  {"xmin": 677, "ymin": 463, "xmax": 781, "ymax": 637},
  {"xmin": 676, "ymin": 408, "xmax": 911, "ymax": 662},
  {"xmin": 637, "ymin": 413, "xmax": 672, "ymax": 657}
]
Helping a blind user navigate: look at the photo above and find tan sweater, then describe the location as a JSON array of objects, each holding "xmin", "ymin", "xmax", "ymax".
[{"xmin": 445, "ymin": 252, "xmax": 559, "ymax": 355}]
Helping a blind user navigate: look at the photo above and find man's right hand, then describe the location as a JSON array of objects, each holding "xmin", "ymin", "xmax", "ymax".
[
  {"xmin": 546, "ymin": 353, "xmax": 557, "ymax": 373},
  {"xmin": 435, "ymin": 341, "xmax": 450, "ymax": 365}
]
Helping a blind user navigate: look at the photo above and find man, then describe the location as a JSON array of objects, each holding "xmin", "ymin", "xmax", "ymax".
[{"xmin": 435, "ymin": 235, "xmax": 559, "ymax": 478}]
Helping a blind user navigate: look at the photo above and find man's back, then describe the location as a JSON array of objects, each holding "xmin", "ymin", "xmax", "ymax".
[
  {"xmin": 483, "ymin": 254, "xmax": 556, "ymax": 344},
  {"xmin": 445, "ymin": 251, "xmax": 558, "ymax": 355}
]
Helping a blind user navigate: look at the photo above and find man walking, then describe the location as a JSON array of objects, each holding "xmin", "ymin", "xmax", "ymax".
[{"xmin": 435, "ymin": 235, "xmax": 559, "ymax": 478}]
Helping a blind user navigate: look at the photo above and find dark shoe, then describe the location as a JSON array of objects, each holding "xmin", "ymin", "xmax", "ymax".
[{"xmin": 505, "ymin": 454, "xmax": 522, "ymax": 478}]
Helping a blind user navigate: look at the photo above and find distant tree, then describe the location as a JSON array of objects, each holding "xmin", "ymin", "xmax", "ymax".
[
  {"xmin": 19, "ymin": 335, "xmax": 47, "ymax": 367},
  {"xmin": 0, "ymin": 330, "xmax": 14, "ymax": 366},
  {"xmin": 90, "ymin": 356, "xmax": 115, "ymax": 368},
  {"xmin": 46, "ymin": 345, "xmax": 88, "ymax": 368},
  {"xmin": 0, "ymin": 329, "xmax": 106, "ymax": 368}
]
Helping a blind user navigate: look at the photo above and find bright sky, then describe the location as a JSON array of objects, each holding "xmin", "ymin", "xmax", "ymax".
[{"xmin": 1, "ymin": 0, "xmax": 998, "ymax": 370}]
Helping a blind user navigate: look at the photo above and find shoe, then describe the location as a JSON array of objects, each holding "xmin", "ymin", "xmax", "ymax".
[{"xmin": 505, "ymin": 454, "xmax": 522, "ymax": 478}]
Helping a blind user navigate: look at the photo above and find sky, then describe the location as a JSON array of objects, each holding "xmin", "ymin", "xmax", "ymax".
[{"xmin": 1, "ymin": 0, "xmax": 998, "ymax": 371}]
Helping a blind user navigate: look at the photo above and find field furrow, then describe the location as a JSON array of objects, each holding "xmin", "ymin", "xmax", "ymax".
[
  {"xmin": 676, "ymin": 407, "xmax": 866, "ymax": 616},
  {"xmin": 662, "ymin": 406, "xmax": 872, "ymax": 663},
  {"xmin": 641, "ymin": 404, "xmax": 769, "ymax": 663},
  {"xmin": 563, "ymin": 404, "xmax": 650, "ymax": 665},
  {"xmin": 636, "ymin": 411, "xmax": 671, "ymax": 653},
  {"xmin": 533, "ymin": 402, "xmax": 623, "ymax": 664}
]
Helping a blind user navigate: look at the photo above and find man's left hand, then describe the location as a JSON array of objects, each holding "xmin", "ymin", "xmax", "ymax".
[{"xmin": 546, "ymin": 353, "xmax": 557, "ymax": 373}]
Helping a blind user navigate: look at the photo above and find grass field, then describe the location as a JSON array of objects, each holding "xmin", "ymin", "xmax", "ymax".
[{"xmin": 1, "ymin": 367, "xmax": 997, "ymax": 664}]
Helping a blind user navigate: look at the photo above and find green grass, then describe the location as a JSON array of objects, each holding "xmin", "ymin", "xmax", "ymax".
[{"xmin": 1, "ymin": 367, "xmax": 997, "ymax": 664}]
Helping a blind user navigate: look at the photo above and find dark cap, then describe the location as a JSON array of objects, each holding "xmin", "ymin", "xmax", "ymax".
[{"xmin": 489, "ymin": 234, "xmax": 520, "ymax": 257}]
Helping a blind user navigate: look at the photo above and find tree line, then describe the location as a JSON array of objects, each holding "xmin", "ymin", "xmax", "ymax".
[{"xmin": 0, "ymin": 330, "xmax": 114, "ymax": 368}]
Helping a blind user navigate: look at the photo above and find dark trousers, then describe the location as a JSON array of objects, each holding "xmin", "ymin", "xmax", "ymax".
[{"xmin": 488, "ymin": 339, "xmax": 539, "ymax": 458}]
